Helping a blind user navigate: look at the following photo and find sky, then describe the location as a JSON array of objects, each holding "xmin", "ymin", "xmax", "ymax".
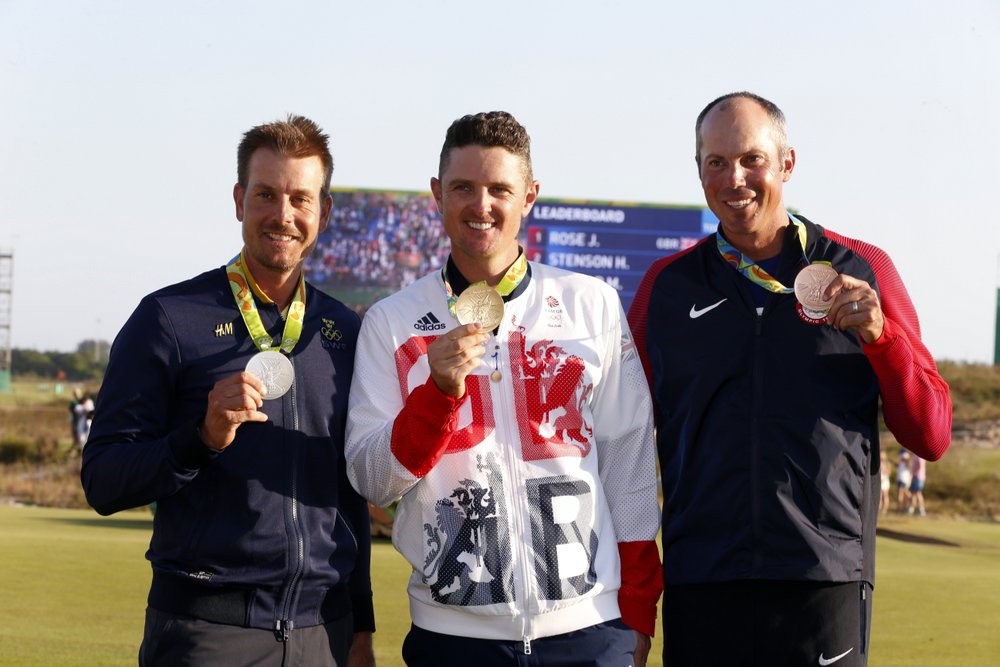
[{"xmin": 1, "ymin": 0, "xmax": 998, "ymax": 363}]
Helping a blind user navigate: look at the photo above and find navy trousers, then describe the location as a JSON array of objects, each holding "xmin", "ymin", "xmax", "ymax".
[
  {"xmin": 402, "ymin": 619, "xmax": 637, "ymax": 666},
  {"xmin": 662, "ymin": 580, "xmax": 871, "ymax": 667}
]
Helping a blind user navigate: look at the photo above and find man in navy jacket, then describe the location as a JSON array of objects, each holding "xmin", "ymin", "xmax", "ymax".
[
  {"xmin": 628, "ymin": 92, "xmax": 952, "ymax": 666},
  {"xmin": 82, "ymin": 115, "xmax": 374, "ymax": 666}
]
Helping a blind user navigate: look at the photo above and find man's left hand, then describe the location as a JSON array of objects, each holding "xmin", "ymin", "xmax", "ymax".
[
  {"xmin": 633, "ymin": 631, "xmax": 651, "ymax": 667},
  {"xmin": 347, "ymin": 631, "xmax": 375, "ymax": 667},
  {"xmin": 825, "ymin": 274, "xmax": 885, "ymax": 344}
]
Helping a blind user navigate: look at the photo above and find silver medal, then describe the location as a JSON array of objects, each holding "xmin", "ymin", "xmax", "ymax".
[{"xmin": 246, "ymin": 350, "xmax": 294, "ymax": 400}]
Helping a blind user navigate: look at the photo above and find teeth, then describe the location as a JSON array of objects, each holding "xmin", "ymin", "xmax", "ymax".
[
  {"xmin": 267, "ymin": 233, "xmax": 295, "ymax": 241},
  {"xmin": 468, "ymin": 222, "xmax": 493, "ymax": 230},
  {"xmin": 726, "ymin": 199, "xmax": 753, "ymax": 209}
]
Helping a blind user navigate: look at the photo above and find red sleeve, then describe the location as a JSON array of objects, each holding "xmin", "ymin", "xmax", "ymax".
[
  {"xmin": 390, "ymin": 378, "xmax": 466, "ymax": 477},
  {"xmin": 626, "ymin": 260, "xmax": 660, "ymax": 397},
  {"xmin": 827, "ymin": 230, "xmax": 953, "ymax": 461},
  {"xmin": 617, "ymin": 540, "xmax": 663, "ymax": 637}
]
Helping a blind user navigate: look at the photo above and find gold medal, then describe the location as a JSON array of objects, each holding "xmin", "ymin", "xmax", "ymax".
[
  {"xmin": 793, "ymin": 263, "xmax": 838, "ymax": 314},
  {"xmin": 455, "ymin": 284, "xmax": 504, "ymax": 330},
  {"xmin": 490, "ymin": 370, "xmax": 502, "ymax": 382}
]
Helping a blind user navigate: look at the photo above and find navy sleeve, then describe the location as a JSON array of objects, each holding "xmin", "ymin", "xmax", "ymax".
[{"xmin": 81, "ymin": 296, "xmax": 212, "ymax": 515}]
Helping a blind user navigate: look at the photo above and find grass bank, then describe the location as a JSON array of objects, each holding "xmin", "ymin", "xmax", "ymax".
[{"xmin": 1, "ymin": 505, "xmax": 998, "ymax": 666}]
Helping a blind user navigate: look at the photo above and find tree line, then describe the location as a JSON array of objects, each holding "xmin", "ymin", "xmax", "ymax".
[{"xmin": 11, "ymin": 340, "xmax": 110, "ymax": 381}]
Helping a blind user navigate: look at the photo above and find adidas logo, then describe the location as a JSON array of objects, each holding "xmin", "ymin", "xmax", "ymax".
[{"xmin": 414, "ymin": 312, "xmax": 447, "ymax": 332}]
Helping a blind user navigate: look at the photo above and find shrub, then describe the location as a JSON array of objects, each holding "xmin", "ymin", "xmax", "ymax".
[{"xmin": 0, "ymin": 437, "xmax": 34, "ymax": 464}]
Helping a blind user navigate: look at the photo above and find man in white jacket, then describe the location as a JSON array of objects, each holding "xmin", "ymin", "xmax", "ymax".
[{"xmin": 345, "ymin": 111, "xmax": 662, "ymax": 666}]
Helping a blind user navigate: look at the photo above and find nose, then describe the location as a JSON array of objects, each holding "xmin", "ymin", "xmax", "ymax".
[
  {"xmin": 278, "ymin": 196, "xmax": 295, "ymax": 224},
  {"xmin": 472, "ymin": 187, "xmax": 492, "ymax": 216},
  {"xmin": 724, "ymin": 163, "xmax": 746, "ymax": 188}
]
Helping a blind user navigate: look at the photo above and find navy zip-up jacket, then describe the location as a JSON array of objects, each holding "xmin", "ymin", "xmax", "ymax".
[
  {"xmin": 82, "ymin": 266, "xmax": 374, "ymax": 633},
  {"xmin": 627, "ymin": 216, "xmax": 951, "ymax": 587}
]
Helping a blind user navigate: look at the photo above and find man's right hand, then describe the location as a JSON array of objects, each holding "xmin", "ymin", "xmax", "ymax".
[
  {"xmin": 199, "ymin": 372, "xmax": 269, "ymax": 451},
  {"xmin": 426, "ymin": 323, "xmax": 490, "ymax": 399}
]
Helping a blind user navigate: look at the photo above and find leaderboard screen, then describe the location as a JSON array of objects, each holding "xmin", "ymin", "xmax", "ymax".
[
  {"xmin": 525, "ymin": 201, "xmax": 717, "ymax": 311},
  {"xmin": 309, "ymin": 188, "xmax": 717, "ymax": 313}
]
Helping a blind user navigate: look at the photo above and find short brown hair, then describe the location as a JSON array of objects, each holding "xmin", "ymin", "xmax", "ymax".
[
  {"xmin": 237, "ymin": 115, "xmax": 334, "ymax": 193},
  {"xmin": 438, "ymin": 111, "xmax": 532, "ymax": 182}
]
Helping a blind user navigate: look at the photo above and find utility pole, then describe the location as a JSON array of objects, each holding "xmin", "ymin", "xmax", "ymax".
[
  {"xmin": 0, "ymin": 249, "xmax": 12, "ymax": 392},
  {"xmin": 995, "ymin": 255, "xmax": 1000, "ymax": 366}
]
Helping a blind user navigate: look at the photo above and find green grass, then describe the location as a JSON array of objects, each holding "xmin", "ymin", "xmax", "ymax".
[{"xmin": 1, "ymin": 506, "xmax": 998, "ymax": 666}]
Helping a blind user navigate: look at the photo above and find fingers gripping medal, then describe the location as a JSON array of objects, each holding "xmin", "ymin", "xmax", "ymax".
[
  {"xmin": 793, "ymin": 263, "xmax": 839, "ymax": 317},
  {"xmin": 246, "ymin": 350, "xmax": 295, "ymax": 400},
  {"xmin": 455, "ymin": 284, "xmax": 504, "ymax": 382}
]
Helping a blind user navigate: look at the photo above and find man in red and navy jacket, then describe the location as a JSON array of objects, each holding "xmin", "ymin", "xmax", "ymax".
[{"xmin": 627, "ymin": 92, "xmax": 951, "ymax": 667}]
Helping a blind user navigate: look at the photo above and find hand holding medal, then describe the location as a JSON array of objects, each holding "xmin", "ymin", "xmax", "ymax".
[
  {"xmin": 200, "ymin": 372, "xmax": 269, "ymax": 451},
  {"xmin": 427, "ymin": 283, "xmax": 500, "ymax": 398},
  {"xmin": 796, "ymin": 264, "xmax": 885, "ymax": 343},
  {"xmin": 196, "ymin": 250, "xmax": 305, "ymax": 452}
]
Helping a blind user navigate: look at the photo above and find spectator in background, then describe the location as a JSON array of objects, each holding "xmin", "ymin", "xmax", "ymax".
[
  {"xmin": 69, "ymin": 387, "xmax": 85, "ymax": 447},
  {"xmin": 879, "ymin": 451, "xmax": 890, "ymax": 516},
  {"xmin": 74, "ymin": 394, "xmax": 95, "ymax": 448},
  {"xmin": 896, "ymin": 449, "xmax": 913, "ymax": 511},
  {"xmin": 908, "ymin": 455, "xmax": 928, "ymax": 516}
]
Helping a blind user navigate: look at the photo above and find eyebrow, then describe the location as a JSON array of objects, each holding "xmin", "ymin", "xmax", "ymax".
[{"xmin": 250, "ymin": 182, "xmax": 317, "ymax": 198}]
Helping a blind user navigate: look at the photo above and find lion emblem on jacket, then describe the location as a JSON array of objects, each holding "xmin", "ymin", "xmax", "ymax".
[{"xmin": 422, "ymin": 455, "xmax": 512, "ymax": 606}]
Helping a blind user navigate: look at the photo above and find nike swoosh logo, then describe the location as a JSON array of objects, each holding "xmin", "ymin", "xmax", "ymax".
[
  {"xmin": 818, "ymin": 647, "xmax": 854, "ymax": 665},
  {"xmin": 689, "ymin": 298, "xmax": 727, "ymax": 319}
]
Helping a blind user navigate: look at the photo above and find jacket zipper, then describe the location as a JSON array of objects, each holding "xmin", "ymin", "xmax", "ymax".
[
  {"xmin": 275, "ymin": 358, "xmax": 304, "ymax": 642},
  {"xmin": 494, "ymin": 323, "xmax": 535, "ymax": 653},
  {"xmin": 750, "ymin": 310, "xmax": 764, "ymax": 570}
]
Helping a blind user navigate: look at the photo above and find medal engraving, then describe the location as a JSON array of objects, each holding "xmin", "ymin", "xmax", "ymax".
[
  {"xmin": 455, "ymin": 284, "xmax": 504, "ymax": 331},
  {"xmin": 246, "ymin": 350, "xmax": 294, "ymax": 400},
  {"xmin": 793, "ymin": 263, "xmax": 838, "ymax": 314}
]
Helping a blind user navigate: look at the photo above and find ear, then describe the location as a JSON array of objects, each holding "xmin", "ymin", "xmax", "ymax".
[
  {"xmin": 521, "ymin": 180, "xmax": 540, "ymax": 217},
  {"xmin": 233, "ymin": 183, "xmax": 245, "ymax": 221},
  {"xmin": 319, "ymin": 194, "xmax": 332, "ymax": 233},
  {"xmin": 430, "ymin": 177, "xmax": 443, "ymax": 211},
  {"xmin": 781, "ymin": 147, "xmax": 796, "ymax": 182}
]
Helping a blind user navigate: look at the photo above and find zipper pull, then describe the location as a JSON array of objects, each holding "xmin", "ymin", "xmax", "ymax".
[
  {"xmin": 274, "ymin": 619, "xmax": 294, "ymax": 642},
  {"xmin": 523, "ymin": 636, "xmax": 532, "ymax": 655}
]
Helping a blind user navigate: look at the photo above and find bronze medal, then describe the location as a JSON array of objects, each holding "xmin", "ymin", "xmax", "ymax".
[{"xmin": 793, "ymin": 263, "xmax": 838, "ymax": 314}]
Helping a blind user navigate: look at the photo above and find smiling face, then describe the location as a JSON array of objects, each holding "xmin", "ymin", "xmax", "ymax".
[
  {"xmin": 697, "ymin": 97, "xmax": 795, "ymax": 260},
  {"xmin": 233, "ymin": 148, "xmax": 331, "ymax": 292},
  {"xmin": 431, "ymin": 144, "xmax": 539, "ymax": 284}
]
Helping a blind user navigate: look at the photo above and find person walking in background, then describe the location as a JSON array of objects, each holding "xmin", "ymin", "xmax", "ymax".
[
  {"xmin": 628, "ymin": 91, "xmax": 952, "ymax": 666},
  {"xmin": 879, "ymin": 451, "xmax": 891, "ymax": 516},
  {"xmin": 346, "ymin": 111, "xmax": 662, "ymax": 667},
  {"xmin": 68, "ymin": 387, "xmax": 86, "ymax": 448},
  {"xmin": 74, "ymin": 393, "xmax": 94, "ymax": 448},
  {"xmin": 908, "ymin": 455, "xmax": 928, "ymax": 516},
  {"xmin": 81, "ymin": 115, "xmax": 375, "ymax": 666},
  {"xmin": 896, "ymin": 449, "xmax": 913, "ymax": 511}
]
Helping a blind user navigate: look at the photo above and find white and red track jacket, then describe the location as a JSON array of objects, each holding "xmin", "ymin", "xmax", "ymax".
[{"xmin": 346, "ymin": 260, "xmax": 662, "ymax": 644}]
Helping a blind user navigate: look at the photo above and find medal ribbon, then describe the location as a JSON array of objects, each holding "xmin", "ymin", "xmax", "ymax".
[
  {"xmin": 715, "ymin": 213, "xmax": 809, "ymax": 294},
  {"xmin": 441, "ymin": 249, "xmax": 528, "ymax": 318},
  {"xmin": 226, "ymin": 249, "xmax": 306, "ymax": 353}
]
